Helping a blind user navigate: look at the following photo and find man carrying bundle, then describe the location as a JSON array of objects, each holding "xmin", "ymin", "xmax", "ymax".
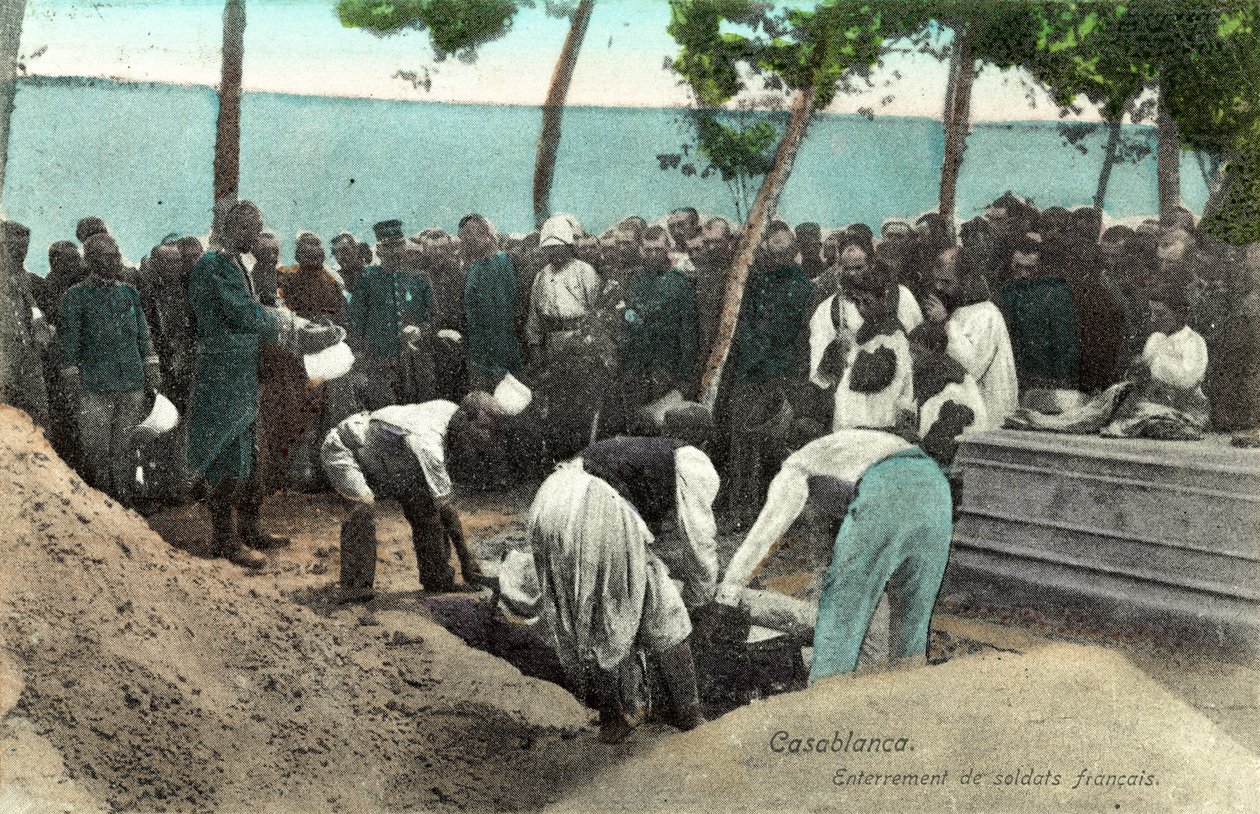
[
  {"xmin": 717, "ymin": 428, "xmax": 954, "ymax": 683},
  {"xmin": 524, "ymin": 421, "xmax": 720, "ymax": 743},
  {"xmin": 186, "ymin": 201, "xmax": 344, "ymax": 569}
]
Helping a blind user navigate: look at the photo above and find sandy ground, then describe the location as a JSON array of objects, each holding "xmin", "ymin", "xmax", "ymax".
[{"xmin": 2, "ymin": 404, "xmax": 1258, "ymax": 813}]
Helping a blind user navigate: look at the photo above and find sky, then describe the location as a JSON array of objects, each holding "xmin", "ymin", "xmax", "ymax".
[{"xmin": 16, "ymin": 0, "xmax": 1107, "ymax": 121}]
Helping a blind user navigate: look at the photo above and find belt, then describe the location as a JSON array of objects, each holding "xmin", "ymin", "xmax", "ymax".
[
  {"xmin": 196, "ymin": 333, "xmax": 260, "ymax": 355},
  {"xmin": 539, "ymin": 314, "xmax": 587, "ymax": 334}
]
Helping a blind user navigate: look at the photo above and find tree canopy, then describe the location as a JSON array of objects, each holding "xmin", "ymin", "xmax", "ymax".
[{"xmin": 337, "ymin": 0, "xmax": 520, "ymax": 59}]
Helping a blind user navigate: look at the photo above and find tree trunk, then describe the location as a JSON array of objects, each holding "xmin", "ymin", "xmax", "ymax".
[
  {"xmin": 1156, "ymin": 80, "xmax": 1181, "ymax": 224},
  {"xmin": 938, "ymin": 25, "xmax": 974, "ymax": 237},
  {"xmin": 0, "ymin": 0, "xmax": 28, "ymax": 402},
  {"xmin": 1199, "ymin": 150, "xmax": 1229, "ymax": 222},
  {"xmin": 698, "ymin": 86, "xmax": 815, "ymax": 411},
  {"xmin": 532, "ymin": 0, "xmax": 593, "ymax": 229},
  {"xmin": 1094, "ymin": 119, "xmax": 1122, "ymax": 211},
  {"xmin": 212, "ymin": 0, "xmax": 246, "ymax": 239}
]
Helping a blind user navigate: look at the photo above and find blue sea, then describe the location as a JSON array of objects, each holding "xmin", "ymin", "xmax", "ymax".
[{"xmin": 4, "ymin": 77, "xmax": 1210, "ymax": 277}]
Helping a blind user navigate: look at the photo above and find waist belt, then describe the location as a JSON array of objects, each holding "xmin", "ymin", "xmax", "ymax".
[
  {"xmin": 196, "ymin": 333, "xmax": 260, "ymax": 355},
  {"xmin": 539, "ymin": 314, "xmax": 587, "ymax": 334}
]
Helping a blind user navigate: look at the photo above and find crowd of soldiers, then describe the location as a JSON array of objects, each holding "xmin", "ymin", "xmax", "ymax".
[
  {"xmin": 3, "ymin": 195, "xmax": 1259, "ymax": 522},
  {"xmin": 2, "ymin": 194, "xmax": 1259, "ymax": 742}
]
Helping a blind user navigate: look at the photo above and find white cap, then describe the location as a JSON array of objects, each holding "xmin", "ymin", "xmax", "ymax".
[
  {"xmin": 136, "ymin": 392, "xmax": 179, "ymax": 437},
  {"xmin": 539, "ymin": 214, "xmax": 577, "ymax": 248},
  {"xmin": 493, "ymin": 373, "xmax": 533, "ymax": 416},
  {"xmin": 304, "ymin": 342, "xmax": 355, "ymax": 384}
]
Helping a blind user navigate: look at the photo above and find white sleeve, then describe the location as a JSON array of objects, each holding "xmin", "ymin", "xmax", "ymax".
[
  {"xmin": 898, "ymin": 285, "xmax": 923, "ymax": 333},
  {"xmin": 809, "ymin": 297, "xmax": 837, "ymax": 389},
  {"xmin": 944, "ymin": 310, "xmax": 999, "ymax": 381},
  {"xmin": 321, "ymin": 414, "xmax": 372, "ymax": 500},
  {"xmin": 672, "ymin": 446, "xmax": 721, "ymax": 606},
  {"xmin": 1147, "ymin": 330, "xmax": 1208, "ymax": 389},
  {"xmin": 721, "ymin": 461, "xmax": 810, "ymax": 590},
  {"xmin": 579, "ymin": 262, "xmax": 602, "ymax": 312},
  {"xmin": 893, "ymin": 335, "xmax": 917, "ymax": 414}
]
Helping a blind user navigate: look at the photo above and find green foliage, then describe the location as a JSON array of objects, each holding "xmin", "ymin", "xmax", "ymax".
[
  {"xmin": 695, "ymin": 112, "xmax": 779, "ymax": 181},
  {"xmin": 668, "ymin": 0, "xmax": 910, "ymax": 109},
  {"xmin": 657, "ymin": 107, "xmax": 783, "ymax": 219},
  {"xmin": 1018, "ymin": 0, "xmax": 1260, "ymax": 242},
  {"xmin": 337, "ymin": 0, "xmax": 521, "ymax": 59}
]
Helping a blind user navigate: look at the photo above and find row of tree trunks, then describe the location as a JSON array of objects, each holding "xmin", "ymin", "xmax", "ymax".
[
  {"xmin": 532, "ymin": 0, "xmax": 594, "ymax": 229},
  {"xmin": 698, "ymin": 86, "xmax": 816, "ymax": 412}
]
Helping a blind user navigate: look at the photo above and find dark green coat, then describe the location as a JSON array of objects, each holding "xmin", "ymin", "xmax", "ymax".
[
  {"xmin": 731, "ymin": 263, "xmax": 814, "ymax": 384},
  {"xmin": 185, "ymin": 251, "xmax": 279, "ymax": 481},
  {"xmin": 347, "ymin": 265, "xmax": 432, "ymax": 359},
  {"xmin": 59, "ymin": 278, "xmax": 152, "ymax": 393},
  {"xmin": 621, "ymin": 267, "xmax": 698, "ymax": 388},
  {"xmin": 464, "ymin": 252, "xmax": 522, "ymax": 384},
  {"xmin": 997, "ymin": 275, "xmax": 1080, "ymax": 390}
]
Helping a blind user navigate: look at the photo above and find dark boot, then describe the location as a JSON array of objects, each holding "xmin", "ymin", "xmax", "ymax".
[
  {"xmin": 206, "ymin": 479, "xmax": 236, "ymax": 557},
  {"xmin": 439, "ymin": 505, "xmax": 484, "ymax": 588},
  {"xmin": 207, "ymin": 479, "xmax": 266, "ymax": 571},
  {"xmin": 657, "ymin": 640, "xmax": 705, "ymax": 732},
  {"xmin": 238, "ymin": 466, "xmax": 290, "ymax": 550},
  {"xmin": 239, "ymin": 497, "xmax": 291, "ymax": 550},
  {"xmin": 338, "ymin": 502, "xmax": 378, "ymax": 598}
]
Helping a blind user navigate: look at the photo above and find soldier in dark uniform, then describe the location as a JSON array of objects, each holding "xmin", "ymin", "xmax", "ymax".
[
  {"xmin": 347, "ymin": 220, "xmax": 434, "ymax": 411},
  {"xmin": 59, "ymin": 232, "xmax": 157, "ymax": 504},
  {"xmin": 186, "ymin": 201, "xmax": 342, "ymax": 568}
]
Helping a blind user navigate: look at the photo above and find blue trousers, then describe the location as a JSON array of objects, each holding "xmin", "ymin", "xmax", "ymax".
[{"xmin": 810, "ymin": 449, "xmax": 953, "ymax": 683}]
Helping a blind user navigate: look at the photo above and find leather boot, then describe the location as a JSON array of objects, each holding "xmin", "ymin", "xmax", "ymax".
[
  {"xmin": 339, "ymin": 502, "xmax": 378, "ymax": 597},
  {"xmin": 238, "ymin": 498, "xmax": 291, "ymax": 550},
  {"xmin": 206, "ymin": 480, "xmax": 237, "ymax": 557},
  {"xmin": 208, "ymin": 479, "xmax": 266, "ymax": 571},
  {"xmin": 657, "ymin": 640, "xmax": 705, "ymax": 732}
]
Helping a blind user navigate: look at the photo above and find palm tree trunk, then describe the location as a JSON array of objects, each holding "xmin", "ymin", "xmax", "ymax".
[
  {"xmin": 213, "ymin": 0, "xmax": 246, "ymax": 238},
  {"xmin": 532, "ymin": 0, "xmax": 594, "ymax": 229},
  {"xmin": 938, "ymin": 25, "xmax": 974, "ymax": 238},
  {"xmin": 0, "ymin": 0, "xmax": 28, "ymax": 402},
  {"xmin": 698, "ymin": 86, "xmax": 815, "ymax": 411},
  {"xmin": 1094, "ymin": 119, "xmax": 1122, "ymax": 211}
]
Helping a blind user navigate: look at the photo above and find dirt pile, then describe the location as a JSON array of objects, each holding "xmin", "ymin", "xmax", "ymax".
[
  {"xmin": 0, "ymin": 406, "xmax": 605, "ymax": 813},
  {"xmin": 548, "ymin": 642, "xmax": 1260, "ymax": 813}
]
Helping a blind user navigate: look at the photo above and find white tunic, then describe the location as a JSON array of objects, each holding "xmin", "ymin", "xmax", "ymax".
[
  {"xmin": 321, "ymin": 400, "xmax": 460, "ymax": 501},
  {"xmin": 943, "ymin": 301, "xmax": 1020, "ymax": 428},
  {"xmin": 808, "ymin": 287, "xmax": 923, "ymax": 388},
  {"xmin": 524, "ymin": 258, "xmax": 601, "ymax": 346},
  {"xmin": 526, "ymin": 446, "xmax": 721, "ymax": 671},
  {"xmin": 832, "ymin": 331, "xmax": 915, "ymax": 431},
  {"xmin": 720, "ymin": 430, "xmax": 912, "ymax": 592},
  {"xmin": 918, "ymin": 378, "xmax": 989, "ymax": 440}
]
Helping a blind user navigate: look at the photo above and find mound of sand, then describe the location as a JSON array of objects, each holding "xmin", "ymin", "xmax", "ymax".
[
  {"xmin": 548, "ymin": 642, "xmax": 1260, "ymax": 813},
  {"xmin": 0, "ymin": 406, "xmax": 601, "ymax": 813}
]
